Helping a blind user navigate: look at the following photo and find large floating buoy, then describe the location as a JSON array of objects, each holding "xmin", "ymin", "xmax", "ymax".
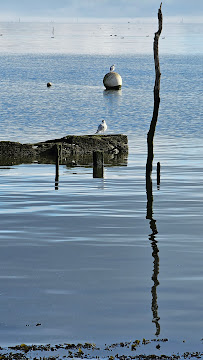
[{"xmin": 103, "ymin": 72, "xmax": 122, "ymax": 90}]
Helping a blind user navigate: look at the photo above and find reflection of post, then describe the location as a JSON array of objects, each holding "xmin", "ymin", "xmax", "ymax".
[
  {"xmin": 146, "ymin": 172, "xmax": 160, "ymax": 336},
  {"xmin": 146, "ymin": 3, "xmax": 163, "ymax": 336},
  {"xmin": 55, "ymin": 144, "xmax": 60, "ymax": 190},
  {"xmin": 93, "ymin": 151, "xmax": 104, "ymax": 178},
  {"xmin": 149, "ymin": 224, "xmax": 160, "ymax": 336}
]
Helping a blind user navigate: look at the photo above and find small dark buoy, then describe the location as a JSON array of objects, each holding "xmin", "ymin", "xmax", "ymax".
[{"xmin": 47, "ymin": 82, "xmax": 52, "ymax": 87}]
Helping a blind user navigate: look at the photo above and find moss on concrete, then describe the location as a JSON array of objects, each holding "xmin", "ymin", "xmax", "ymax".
[{"xmin": 0, "ymin": 134, "xmax": 128, "ymax": 166}]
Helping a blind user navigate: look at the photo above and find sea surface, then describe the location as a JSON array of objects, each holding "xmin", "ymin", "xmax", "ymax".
[{"xmin": 0, "ymin": 18, "xmax": 203, "ymax": 355}]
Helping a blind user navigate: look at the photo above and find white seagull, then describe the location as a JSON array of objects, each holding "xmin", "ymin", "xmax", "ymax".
[
  {"xmin": 110, "ymin": 64, "xmax": 115, "ymax": 72},
  {"xmin": 96, "ymin": 120, "xmax": 107, "ymax": 134}
]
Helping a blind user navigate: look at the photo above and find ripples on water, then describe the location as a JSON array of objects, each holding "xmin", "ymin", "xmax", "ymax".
[
  {"xmin": 0, "ymin": 137, "xmax": 203, "ymax": 350},
  {"xmin": 0, "ymin": 53, "xmax": 202, "ymax": 143},
  {"xmin": 0, "ymin": 19, "xmax": 203, "ymax": 352}
]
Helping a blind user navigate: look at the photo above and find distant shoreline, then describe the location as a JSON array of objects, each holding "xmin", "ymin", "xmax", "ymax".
[{"xmin": 0, "ymin": 15, "xmax": 203, "ymax": 24}]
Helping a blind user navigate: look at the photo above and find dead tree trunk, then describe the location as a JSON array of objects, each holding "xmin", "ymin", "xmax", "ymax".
[{"xmin": 146, "ymin": 3, "xmax": 163, "ymax": 180}]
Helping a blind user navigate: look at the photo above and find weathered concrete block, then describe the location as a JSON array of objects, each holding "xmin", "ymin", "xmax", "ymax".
[{"xmin": 0, "ymin": 134, "xmax": 128, "ymax": 166}]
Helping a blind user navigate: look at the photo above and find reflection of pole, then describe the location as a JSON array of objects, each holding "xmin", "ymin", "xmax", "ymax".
[
  {"xmin": 146, "ymin": 3, "xmax": 163, "ymax": 337},
  {"xmin": 151, "ymin": 237, "xmax": 160, "ymax": 336},
  {"xmin": 146, "ymin": 172, "xmax": 160, "ymax": 336},
  {"xmin": 149, "ymin": 225, "xmax": 160, "ymax": 336}
]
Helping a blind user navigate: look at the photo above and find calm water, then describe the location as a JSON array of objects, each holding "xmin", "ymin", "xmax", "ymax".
[{"xmin": 0, "ymin": 18, "xmax": 203, "ymax": 355}]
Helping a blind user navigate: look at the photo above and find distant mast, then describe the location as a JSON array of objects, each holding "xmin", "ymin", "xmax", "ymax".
[{"xmin": 51, "ymin": 27, "xmax": 54, "ymax": 38}]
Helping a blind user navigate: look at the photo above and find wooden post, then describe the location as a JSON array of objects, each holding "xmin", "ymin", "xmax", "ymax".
[
  {"xmin": 146, "ymin": 3, "xmax": 163, "ymax": 180},
  {"xmin": 55, "ymin": 144, "xmax": 59, "ymax": 190},
  {"xmin": 146, "ymin": 2, "xmax": 162, "ymax": 215},
  {"xmin": 93, "ymin": 151, "xmax": 104, "ymax": 178},
  {"xmin": 157, "ymin": 161, "xmax": 160, "ymax": 187},
  {"xmin": 60, "ymin": 143, "xmax": 63, "ymax": 163}
]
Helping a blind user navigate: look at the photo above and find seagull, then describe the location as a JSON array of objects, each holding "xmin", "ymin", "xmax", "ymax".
[
  {"xmin": 95, "ymin": 120, "xmax": 107, "ymax": 134},
  {"xmin": 110, "ymin": 64, "xmax": 115, "ymax": 72}
]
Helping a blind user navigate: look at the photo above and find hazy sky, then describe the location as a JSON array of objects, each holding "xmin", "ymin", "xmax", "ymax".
[{"xmin": 1, "ymin": 0, "xmax": 203, "ymax": 20}]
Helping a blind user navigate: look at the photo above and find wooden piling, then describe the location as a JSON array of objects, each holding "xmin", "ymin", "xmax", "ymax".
[
  {"xmin": 55, "ymin": 144, "xmax": 59, "ymax": 190},
  {"xmin": 93, "ymin": 151, "xmax": 104, "ymax": 178},
  {"xmin": 146, "ymin": 3, "xmax": 163, "ymax": 179},
  {"xmin": 157, "ymin": 162, "xmax": 160, "ymax": 187}
]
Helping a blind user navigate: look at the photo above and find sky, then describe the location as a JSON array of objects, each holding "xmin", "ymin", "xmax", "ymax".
[{"xmin": 0, "ymin": 0, "xmax": 203, "ymax": 21}]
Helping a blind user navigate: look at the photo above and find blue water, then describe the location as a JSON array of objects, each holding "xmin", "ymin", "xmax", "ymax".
[
  {"xmin": 0, "ymin": 53, "xmax": 202, "ymax": 143},
  {"xmin": 0, "ymin": 19, "xmax": 203, "ymax": 355}
]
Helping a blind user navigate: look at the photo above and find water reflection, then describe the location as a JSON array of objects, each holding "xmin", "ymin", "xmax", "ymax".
[
  {"xmin": 103, "ymin": 89, "xmax": 122, "ymax": 118},
  {"xmin": 55, "ymin": 175, "xmax": 59, "ymax": 190},
  {"xmin": 103, "ymin": 89, "xmax": 122, "ymax": 107},
  {"xmin": 97, "ymin": 178, "xmax": 106, "ymax": 190},
  {"xmin": 53, "ymin": 149, "xmax": 127, "ymax": 189},
  {"xmin": 146, "ymin": 174, "xmax": 160, "ymax": 336},
  {"xmin": 103, "ymin": 89, "xmax": 122, "ymax": 98},
  {"xmin": 151, "ymin": 236, "xmax": 160, "ymax": 336}
]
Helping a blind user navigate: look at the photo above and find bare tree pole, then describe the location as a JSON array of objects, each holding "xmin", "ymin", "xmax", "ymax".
[
  {"xmin": 146, "ymin": 3, "xmax": 163, "ymax": 179},
  {"xmin": 146, "ymin": 3, "xmax": 163, "ymax": 337}
]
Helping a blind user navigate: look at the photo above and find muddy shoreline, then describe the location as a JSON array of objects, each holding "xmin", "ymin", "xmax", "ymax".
[{"xmin": 0, "ymin": 339, "xmax": 202, "ymax": 360}]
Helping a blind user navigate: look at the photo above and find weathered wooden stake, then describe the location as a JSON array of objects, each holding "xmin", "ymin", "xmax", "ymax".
[
  {"xmin": 146, "ymin": 2, "xmax": 162, "ymax": 215},
  {"xmin": 55, "ymin": 144, "xmax": 59, "ymax": 190},
  {"xmin": 157, "ymin": 161, "xmax": 160, "ymax": 187},
  {"xmin": 146, "ymin": 3, "xmax": 163, "ymax": 180},
  {"xmin": 93, "ymin": 151, "xmax": 104, "ymax": 178}
]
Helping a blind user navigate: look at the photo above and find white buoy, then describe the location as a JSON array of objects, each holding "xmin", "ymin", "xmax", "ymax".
[{"xmin": 103, "ymin": 72, "xmax": 122, "ymax": 90}]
